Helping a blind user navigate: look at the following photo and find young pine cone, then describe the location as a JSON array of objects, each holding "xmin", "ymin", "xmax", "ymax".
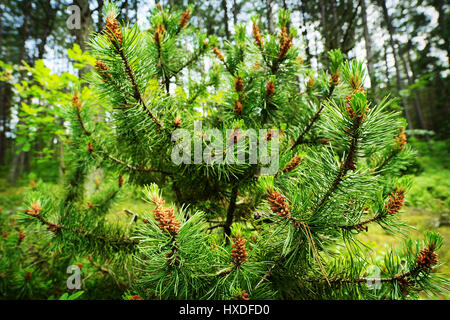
[
  {"xmin": 385, "ymin": 187, "xmax": 405, "ymax": 216},
  {"xmin": 231, "ymin": 236, "xmax": 248, "ymax": 266},
  {"xmin": 235, "ymin": 77, "xmax": 244, "ymax": 93},
  {"xmin": 234, "ymin": 101, "xmax": 243, "ymax": 115},
  {"xmin": 252, "ymin": 22, "xmax": 263, "ymax": 47},
  {"xmin": 416, "ymin": 248, "xmax": 438, "ymax": 271},
  {"xmin": 25, "ymin": 202, "xmax": 42, "ymax": 217},
  {"xmin": 72, "ymin": 93, "xmax": 82, "ymax": 111},
  {"xmin": 213, "ymin": 46, "xmax": 225, "ymax": 61},
  {"xmin": 283, "ymin": 155, "xmax": 302, "ymax": 172},
  {"xmin": 153, "ymin": 205, "xmax": 181, "ymax": 236},
  {"xmin": 267, "ymin": 190, "xmax": 290, "ymax": 218},
  {"xmin": 278, "ymin": 27, "xmax": 292, "ymax": 58},
  {"xmin": 105, "ymin": 15, "xmax": 122, "ymax": 44},
  {"xmin": 235, "ymin": 290, "xmax": 250, "ymax": 300},
  {"xmin": 394, "ymin": 129, "xmax": 407, "ymax": 151},
  {"xmin": 179, "ymin": 10, "xmax": 191, "ymax": 28}
]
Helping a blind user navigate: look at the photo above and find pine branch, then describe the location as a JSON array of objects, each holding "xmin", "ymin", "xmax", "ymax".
[
  {"xmin": 26, "ymin": 212, "xmax": 139, "ymax": 248},
  {"xmin": 223, "ymin": 184, "xmax": 239, "ymax": 242},
  {"xmin": 115, "ymin": 44, "xmax": 166, "ymax": 130},
  {"xmin": 290, "ymin": 84, "xmax": 335, "ymax": 150}
]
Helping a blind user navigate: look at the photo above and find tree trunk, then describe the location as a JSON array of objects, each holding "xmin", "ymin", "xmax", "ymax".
[
  {"xmin": 221, "ymin": 0, "xmax": 230, "ymax": 40},
  {"xmin": 266, "ymin": 0, "xmax": 274, "ymax": 33},
  {"xmin": 97, "ymin": 0, "xmax": 104, "ymax": 32},
  {"xmin": 361, "ymin": 0, "xmax": 377, "ymax": 94},
  {"xmin": 431, "ymin": 0, "xmax": 450, "ymax": 66},
  {"xmin": 73, "ymin": 0, "xmax": 94, "ymax": 79},
  {"xmin": 298, "ymin": 1, "xmax": 312, "ymax": 63},
  {"xmin": 377, "ymin": 0, "xmax": 413, "ymax": 129},
  {"xmin": 399, "ymin": 47, "xmax": 425, "ymax": 130},
  {"xmin": 233, "ymin": 0, "xmax": 238, "ymax": 26},
  {"xmin": 8, "ymin": 0, "xmax": 32, "ymax": 184}
]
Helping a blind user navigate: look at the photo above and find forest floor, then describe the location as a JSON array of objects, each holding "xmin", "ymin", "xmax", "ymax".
[{"xmin": 0, "ymin": 141, "xmax": 448, "ymax": 299}]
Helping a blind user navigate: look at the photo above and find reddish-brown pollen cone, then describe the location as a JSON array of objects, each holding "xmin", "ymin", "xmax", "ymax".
[
  {"xmin": 385, "ymin": 187, "xmax": 405, "ymax": 216},
  {"xmin": 231, "ymin": 236, "xmax": 248, "ymax": 266},
  {"xmin": 24, "ymin": 202, "xmax": 42, "ymax": 217},
  {"xmin": 283, "ymin": 155, "xmax": 302, "ymax": 172},
  {"xmin": 105, "ymin": 15, "xmax": 122, "ymax": 44},
  {"xmin": 267, "ymin": 190, "xmax": 290, "ymax": 218},
  {"xmin": 416, "ymin": 247, "xmax": 438, "ymax": 271},
  {"xmin": 153, "ymin": 204, "xmax": 181, "ymax": 236}
]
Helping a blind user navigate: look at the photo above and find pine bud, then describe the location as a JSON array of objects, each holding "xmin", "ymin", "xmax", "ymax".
[
  {"xmin": 24, "ymin": 202, "xmax": 42, "ymax": 217},
  {"xmin": 252, "ymin": 22, "xmax": 263, "ymax": 47},
  {"xmin": 130, "ymin": 295, "xmax": 144, "ymax": 300},
  {"xmin": 385, "ymin": 187, "xmax": 405, "ymax": 216},
  {"xmin": 173, "ymin": 116, "xmax": 182, "ymax": 128},
  {"xmin": 179, "ymin": 10, "xmax": 191, "ymax": 28},
  {"xmin": 235, "ymin": 290, "xmax": 250, "ymax": 300},
  {"xmin": 95, "ymin": 60, "xmax": 112, "ymax": 82},
  {"xmin": 266, "ymin": 81, "xmax": 275, "ymax": 97},
  {"xmin": 118, "ymin": 175, "xmax": 124, "ymax": 188},
  {"xmin": 278, "ymin": 27, "xmax": 292, "ymax": 58},
  {"xmin": 154, "ymin": 25, "xmax": 165, "ymax": 46},
  {"xmin": 416, "ymin": 247, "xmax": 438, "ymax": 270},
  {"xmin": 234, "ymin": 101, "xmax": 243, "ymax": 115},
  {"xmin": 330, "ymin": 73, "xmax": 340, "ymax": 86},
  {"xmin": 18, "ymin": 230, "xmax": 26, "ymax": 243},
  {"xmin": 2, "ymin": 232, "xmax": 8, "ymax": 239},
  {"xmin": 394, "ymin": 129, "xmax": 407, "ymax": 151},
  {"xmin": 283, "ymin": 155, "xmax": 302, "ymax": 172},
  {"xmin": 153, "ymin": 205, "xmax": 181, "ymax": 236},
  {"xmin": 231, "ymin": 236, "xmax": 248, "ymax": 266},
  {"xmin": 29, "ymin": 179, "xmax": 37, "ymax": 189},
  {"xmin": 235, "ymin": 77, "xmax": 244, "ymax": 93},
  {"xmin": 265, "ymin": 129, "xmax": 276, "ymax": 141},
  {"xmin": 213, "ymin": 46, "xmax": 225, "ymax": 61},
  {"xmin": 25, "ymin": 272, "xmax": 32, "ymax": 282},
  {"xmin": 72, "ymin": 93, "xmax": 82, "ymax": 111},
  {"xmin": 267, "ymin": 190, "xmax": 290, "ymax": 218},
  {"xmin": 87, "ymin": 142, "xmax": 94, "ymax": 153},
  {"xmin": 105, "ymin": 15, "xmax": 122, "ymax": 44}
]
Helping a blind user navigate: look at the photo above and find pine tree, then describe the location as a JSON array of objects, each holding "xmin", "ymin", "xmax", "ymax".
[{"xmin": 21, "ymin": 2, "xmax": 448, "ymax": 300}]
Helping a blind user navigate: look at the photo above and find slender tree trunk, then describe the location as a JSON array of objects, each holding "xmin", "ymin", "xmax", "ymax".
[
  {"xmin": 377, "ymin": 0, "xmax": 413, "ymax": 128},
  {"xmin": 73, "ymin": 0, "xmax": 94, "ymax": 79},
  {"xmin": 399, "ymin": 48, "xmax": 425, "ymax": 130},
  {"xmin": 266, "ymin": 0, "xmax": 274, "ymax": 33},
  {"xmin": 97, "ymin": 0, "xmax": 104, "ymax": 32},
  {"xmin": 8, "ymin": 0, "xmax": 31, "ymax": 184},
  {"xmin": 383, "ymin": 44, "xmax": 391, "ymax": 90},
  {"xmin": 361, "ymin": 0, "xmax": 377, "ymax": 94},
  {"xmin": 431, "ymin": 0, "xmax": 450, "ymax": 66},
  {"xmin": 299, "ymin": 1, "xmax": 312, "ymax": 63},
  {"xmin": 232, "ymin": 0, "xmax": 238, "ymax": 26},
  {"xmin": 221, "ymin": 0, "xmax": 230, "ymax": 40}
]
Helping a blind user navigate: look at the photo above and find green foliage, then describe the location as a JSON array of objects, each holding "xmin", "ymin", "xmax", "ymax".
[{"xmin": 6, "ymin": 3, "xmax": 447, "ymax": 300}]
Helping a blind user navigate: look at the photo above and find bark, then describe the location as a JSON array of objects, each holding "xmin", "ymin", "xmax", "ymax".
[
  {"xmin": 266, "ymin": 0, "xmax": 274, "ymax": 34},
  {"xmin": 233, "ymin": 0, "xmax": 238, "ymax": 26},
  {"xmin": 221, "ymin": 0, "xmax": 230, "ymax": 40},
  {"xmin": 97, "ymin": 0, "xmax": 104, "ymax": 32},
  {"xmin": 361, "ymin": 0, "xmax": 377, "ymax": 93},
  {"xmin": 431, "ymin": 0, "xmax": 450, "ymax": 66},
  {"xmin": 399, "ymin": 47, "xmax": 425, "ymax": 130},
  {"xmin": 377, "ymin": 0, "xmax": 413, "ymax": 128},
  {"xmin": 8, "ymin": 0, "xmax": 32, "ymax": 184},
  {"xmin": 298, "ymin": 1, "xmax": 312, "ymax": 62}
]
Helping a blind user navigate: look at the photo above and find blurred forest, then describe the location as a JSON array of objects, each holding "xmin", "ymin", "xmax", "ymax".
[{"xmin": 0, "ymin": 0, "xmax": 449, "ymax": 184}]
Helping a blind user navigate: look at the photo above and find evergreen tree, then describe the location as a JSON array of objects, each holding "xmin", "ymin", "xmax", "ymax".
[{"xmin": 20, "ymin": 2, "xmax": 447, "ymax": 300}]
